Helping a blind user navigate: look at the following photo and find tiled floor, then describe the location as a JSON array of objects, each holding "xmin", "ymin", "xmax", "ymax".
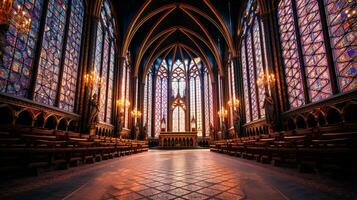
[{"xmin": 0, "ymin": 149, "xmax": 355, "ymax": 200}]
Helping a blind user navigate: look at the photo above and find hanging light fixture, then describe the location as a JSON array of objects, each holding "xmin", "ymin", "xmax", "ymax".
[
  {"xmin": 131, "ymin": 108, "xmax": 142, "ymax": 119},
  {"xmin": 228, "ymin": 97, "xmax": 240, "ymax": 108},
  {"xmin": 217, "ymin": 107, "xmax": 228, "ymax": 121},
  {"xmin": 12, "ymin": 5, "xmax": 31, "ymax": 34},
  {"xmin": 0, "ymin": 0, "xmax": 14, "ymax": 26}
]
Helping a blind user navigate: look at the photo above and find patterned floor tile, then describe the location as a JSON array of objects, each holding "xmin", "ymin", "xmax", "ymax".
[
  {"xmin": 167, "ymin": 188, "xmax": 191, "ymax": 196},
  {"xmin": 182, "ymin": 192, "xmax": 209, "ymax": 200},
  {"xmin": 216, "ymin": 192, "xmax": 244, "ymax": 200}
]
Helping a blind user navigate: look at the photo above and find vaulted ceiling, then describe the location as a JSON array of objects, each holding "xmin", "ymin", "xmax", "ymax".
[{"xmin": 111, "ymin": 0, "xmax": 247, "ymax": 78}]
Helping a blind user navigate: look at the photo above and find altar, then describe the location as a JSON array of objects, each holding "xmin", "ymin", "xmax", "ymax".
[{"xmin": 159, "ymin": 131, "xmax": 198, "ymax": 148}]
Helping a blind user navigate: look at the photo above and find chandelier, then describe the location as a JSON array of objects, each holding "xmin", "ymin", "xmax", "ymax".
[
  {"xmin": 228, "ymin": 97, "xmax": 240, "ymax": 108},
  {"xmin": 84, "ymin": 70, "xmax": 102, "ymax": 88},
  {"xmin": 256, "ymin": 72, "xmax": 276, "ymax": 87},
  {"xmin": 0, "ymin": 1, "xmax": 31, "ymax": 33},
  {"xmin": 116, "ymin": 98, "xmax": 131, "ymax": 110},
  {"xmin": 0, "ymin": 0, "xmax": 13, "ymax": 25},
  {"xmin": 12, "ymin": 5, "xmax": 31, "ymax": 33},
  {"xmin": 131, "ymin": 108, "xmax": 142, "ymax": 119},
  {"xmin": 217, "ymin": 107, "xmax": 228, "ymax": 120}
]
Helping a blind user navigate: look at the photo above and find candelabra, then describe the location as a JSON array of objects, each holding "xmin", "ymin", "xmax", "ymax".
[
  {"xmin": 12, "ymin": 5, "xmax": 31, "ymax": 33},
  {"xmin": 116, "ymin": 98, "xmax": 131, "ymax": 112},
  {"xmin": 256, "ymin": 72, "xmax": 276, "ymax": 87},
  {"xmin": 228, "ymin": 97, "xmax": 240, "ymax": 108},
  {"xmin": 131, "ymin": 108, "xmax": 142, "ymax": 120},
  {"xmin": 1, "ymin": 1, "xmax": 31, "ymax": 59},
  {"xmin": 0, "ymin": 0, "xmax": 14, "ymax": 25},
  {"xmin": 84, "ymin": 70, "xmax": 102, "ymax": 89},
  {"xmin": 217, "ymin": 107, "xmax": 228, "ymax": 121}
]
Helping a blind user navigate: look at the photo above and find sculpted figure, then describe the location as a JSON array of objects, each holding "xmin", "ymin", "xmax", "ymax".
[
  {"xmin": 88, "ymin": 93, "xmax": 99, "ymax": 124},
  {"xmin": 263, "ymin": 92, "xmax": 277, "ymax": 131}
]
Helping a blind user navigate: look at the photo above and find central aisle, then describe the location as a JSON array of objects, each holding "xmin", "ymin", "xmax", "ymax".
[{"xmin": 2, "ymin": 150, "xmax": 351, "ymax": 200}]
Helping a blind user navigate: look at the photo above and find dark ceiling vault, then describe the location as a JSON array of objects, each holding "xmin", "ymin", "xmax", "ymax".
[{"xmin": 110, "ymin": 0, "xmax": 246, "ymax": 77}]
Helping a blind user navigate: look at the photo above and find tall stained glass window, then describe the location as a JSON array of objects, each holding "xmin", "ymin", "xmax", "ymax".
[
  {"xmin": 146, "ymin": 56, "xmax": 213, "ymax": 138},
  {"xmin": 241, "ymin": 45, "xmax": 251, "ymax": 122},
  {"xmin": 324, "ymin": 0, "xmax": 356, "ymax": 92},
  {"xmin": 59, "ymin": 0, "xmax": 84, "ymax": 112},
  {"xmin": 240, "ymin": 0, "xmax": 268, "ymax": 123},
  {"xmin": 296, "ymin": 0, "xmax": 332, "ymax": 102},
  {"xmin": 278, "ymin": 0, "xmax": 306, "ymax": 108},
  {"xmin": 1, "ymin": 0, "xmax": 84, "ymax": 111},
  {"xmin": 0, "ymin": 0, "xmax": 44, "ymax": 97},
  {"xmin": 34, "ymin": 0, "xmax": 68, "ymax": 105},
  {"xmin": 143, "ymin": 70, "xmax": 153, "ymax": 138},
  {"xmin": 154, "ymin": 61, "xmax": 168, "ymax": 137},
  {"xmin": 92, "ymin": 0, "xmax": 116, "ymax": 124},
  {"xmin": 204, "ymin": 71, "xmax": 214, "ymax": 136},
  {"xmin": 278, "ymin": 0, "xmax": 354, "ymax": 108},
  {"xmin": 253, "ymin": 20, "xmax": 266, "ymax": 117},
  {"xmin": 189, "ymin": 60, "xmax": 203, "ymax": 136}
]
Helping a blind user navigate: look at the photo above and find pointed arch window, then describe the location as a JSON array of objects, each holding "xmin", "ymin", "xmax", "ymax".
[
  {"xmin": 154, "ymin": 60, "xmax": 168, "ymax": 137},
  {"xmin": 189, "ymin": 60, "xmax": 203, "ymax": 136},
  {"xmin": 145, "ymin": 56, "xmax": 213, "ymax": 138}
]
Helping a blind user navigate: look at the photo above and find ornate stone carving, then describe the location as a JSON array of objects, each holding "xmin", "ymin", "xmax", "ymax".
[{"xmin": 263, "ymin": 92, "xmax": 277, "ymax": 132}]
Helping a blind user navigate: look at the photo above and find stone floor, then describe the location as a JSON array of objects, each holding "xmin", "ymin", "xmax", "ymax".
[{"xmin": 0, "ymin": 149, "xmax": 356, "ymax": 200}]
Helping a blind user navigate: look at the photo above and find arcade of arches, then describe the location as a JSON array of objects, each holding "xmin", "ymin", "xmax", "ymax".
[{"xmin": 0, "ymin": 0, "xmax": 356, "ymax": 199}]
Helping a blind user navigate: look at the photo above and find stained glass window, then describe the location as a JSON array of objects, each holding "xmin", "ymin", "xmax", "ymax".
[
  {"xmin": 253, "ymin": 19, "xmax": 266, "ymax": 117},
  {"xmin": 324, "ymin": 0, "xmax": 356, "ymax": 92},
  {"xmin": 99, "ymin": 32, "xmax": 109, "ymax": 122},
  {"xmin": 173, "ymin": 106, "xmax": 185, "ymax": 132},
  {"xmin": 154, "ymin": 61, "xmax": 168, "ymax": 137},
  {"xmin": 189, "ymin": 60, "xmax": 203, "ymax": 136},
  {"xmin": 0, "ymin": 0, "xmax": 44, "ymax": 97},
  {"xmin": 143, "ymin": 71, "xmax": 153, "ymax": 138},
  {"xmin": 247, "ymin": 31, "xmax": 259, "ymax": 121},
  {"xmin": 106, "ymin": 42, "xmax": 115, "ymax": 123},
  {"xmin": 93, "ymin": 23, "xmax": 103, "ymax": 97},
  {"xmin": 296, "ymin": 0, "xmax": 332, "ymax": 102},
  {"xmin": 2, "ymin": 0, "xmax": 84, "ymax": 110},
  {"xmin": 278, "ymin": 0, "xmax": 306, "ymax": 108},
  {"xmin": 241, "ymin": 0, "xmax": 269, "ymax": 123},
  {"xmin": 125, "ymin": 66, "xmax": 130, "ymax": 128},
  {"xmin": 34, "ymin": 0, "xmax": 68, "ymax": 105},
  {"xmin": 148, "ymin": 57, "xmax": 211, "ymax": 137},
  {"xmin": 204, "ymin": 72, "xmax": 214, "ymax": 136},
  {"xmin": 59, "ymin": 0, "xmax": 84, "ymax": 112},
  {"xmin": 277, "ymin": 0, "xmax": 353, "ymax": 108},
  {"xmin": 241, "ymin": 44, "xmax": 251, "ymax": 123},
  {"xmin": 172, "ymin": 60, "xmax": 186, "ymax": 97},
  {"xmin": 91, "ymin": 0, "xmax": 116, "ymax": 123}
]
